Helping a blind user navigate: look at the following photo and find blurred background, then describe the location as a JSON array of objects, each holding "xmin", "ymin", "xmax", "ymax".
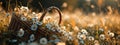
[{"xmin": 0, "ymin": 0, "xmax": 120, "ymax": 14}]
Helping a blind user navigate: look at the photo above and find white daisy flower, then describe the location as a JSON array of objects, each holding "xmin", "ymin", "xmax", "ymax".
[
  {"xmin": 21, "ymin": 16, "xmax": 27, "ymax": 21},
  {"xmin": 19, "ymin": 42, "xmax": 26, "ymax": 45},
  {"xmin": 39, "ymin": 38, "xmax": 48, "ymax": 45},
  {"xmin": 81, "ymin": 29, "xmax": 88, "ymax": 35},
  {"xmin": 108, "ymin": 32, "xmax": 114, "ymax": 37},
  {"xmin": 30, "ymin": 34, "xmax": 35, "ymax": 41},
  {"xmin": 99, "ymin": 28, "xmax": 104, "ymax": 32},
  {"xmin": 88, "ymin": 36, "xmax": 94, "ymax": 41},
  {"xmin": 61, "ymin": 26, "xmax": 66, "ymax": 30},
  {"xmin": 99, "ymin": 34, "xmax": 106, "ymax": 40},
  {"xmin": 77, "ymin": 34, "xmax": 86, "ymax": 40},
  {"xmin": 20, "ymin": 6, "xmax": 29, "ymax": 13},
  {"xmin": 32, "ymin": 17, "xmax": 38, "ymax": 22},
  {"xmin": 17, "ymin": 28, "xmax": 24, "ymax": 37},
  {"xmin": 31, "ymin": 24, "xmax": 38, "ymax": 31}
]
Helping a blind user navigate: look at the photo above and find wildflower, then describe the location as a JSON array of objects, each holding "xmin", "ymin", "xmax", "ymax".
[
  {"xmin": 77, "ymin": 34, "xmax": 86, "ymax": 40},
  {"xmin": 46, "ymin": 23, "xmax": 52, "ymax": 30},
  {"xmin": 19, "ymin": 42, "xmax": 26, "ymax": 45},
  {"xmin": 20, "ymin": 6, "xmax": 29, "ymax": 13},
  {"xmin": 88, "ymin": 36, "xmax": 94, "ymax": 41},
  {"xmin": 99, "ymin": 34, "xmax": 106, "ymax": 40},
  {"xmin": 31, "ymin": 24, "xmax": 38, "ymax": 31},
  {"xmin": 81, "ymin": 29, "xmax": 88, "ymax": 35},
  {"xmin": 21, "ymin": 16, "xmax": 27, "ymax": 21},
  {"xmin": 17, "ymin": 28, "xmax": 24, "ymax": 37},
  {"xmin": 108, "ymin": 32, "xmax": 114, "ymax": 37},
  {"xmin": 99, "ymin": 28, "xmax": 104, "ymax": 32},
  {"xmin": 61, "ymin": 26, "xmax": 66, "ymax": 30},
  {"xmin": 32, "ymin": 17, "xmax": 38, "ymax": 22},
  {"xmin": 29, "ymin": 34, "xmax": 35, "ymax": 41},
  {"xmin": 39, "ymin": 38, "xmax": 48, "ymax": 45}
]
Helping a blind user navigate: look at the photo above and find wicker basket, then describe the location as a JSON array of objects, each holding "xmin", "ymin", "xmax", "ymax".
[{"xmin": 8, "ymin": 6, "xmax": 62, "ymax": 42}]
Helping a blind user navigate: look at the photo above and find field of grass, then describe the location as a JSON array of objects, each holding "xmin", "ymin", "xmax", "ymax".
[{"xmin": 0, "ymin": 5, "xmax": 120, "ymax": 45}]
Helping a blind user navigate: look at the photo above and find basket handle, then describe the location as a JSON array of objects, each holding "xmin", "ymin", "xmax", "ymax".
[{"xmin": 39, "ymin": 6, "xmax": 62, "ymax": 25}]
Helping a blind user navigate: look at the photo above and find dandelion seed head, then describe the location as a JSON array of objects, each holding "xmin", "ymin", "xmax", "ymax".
[
  {"xmin": 88, "ymin": 36, "xmax": 94, "ymax": 41},
  {"xmin": 77, "ymin": 34, "xmax": 86, "ymax": 40},
  {"xmin": 99, "ymin": 28, "xmax": 104, "ymax": 32},
  {"xmin": 108, "ymin": 32, "xmax": 114, "ymax": 37},
  {"xmin": 21, "ymin": 16, "xmax": 27, "ymax": 21},
  {"xmin": 81, "ymin": 29, "xmax": 88, "ymax": 35},
  {"xmin": 20, "ymin": 6, "xmax": 29, "ymax": 13},
  {"xmin": 99, "ymin": 34, "xmax": 106, "ymax": 40},
  {"xmin": 39, "ymin": 38, "xmax": 48, "ymax": 45},
  {"xmin": 18, "ymin": 28, "xmax": 24, "ymax": 37},
  {"xmin": 31, "ymin": 24, "xmax": 38, "ymax": 31},
  {"xmin": 29, "ymin": 34, "xmax": 35, "ymax": 41}
]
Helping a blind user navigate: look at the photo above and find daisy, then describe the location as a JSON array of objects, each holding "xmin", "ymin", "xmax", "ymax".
[
  {"xmin": 29, "ymin": 34, "xmax": 35, "ymax": 41},
  {"xmin": 81, "ymin": 29, "xmax": 88, "ymax": 35},
  {"xmin": 88, "ymin": 36, "xmax": 94, "ymax": 41},
  {"xmin": 77, "ymin": 34, "xmax": 86, "ymax": 40},
  {"xmin": 30, "ymin": 24, "xmax": 38, "ymax": 31},
  {"xmin": 21, "ymin": 16, "xmax": 27, "ymax": 21},
  {"xmin": 99, "ymin": 34, "xmax": 106, "ymax": 40},
  {"xmin": 20, "ymin": 6, "xmax": 29, "ymax": 13},
  {"xmin": 39, "ymin": 38, "xmax": 48, "ymax": 45},
  {"xmin": 108, "ymin": 32, "xmax": 114, "ymax": 37},
  {"xmin": 17, "ymin": 28, "xmax": 24, "ymax": 37}
]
